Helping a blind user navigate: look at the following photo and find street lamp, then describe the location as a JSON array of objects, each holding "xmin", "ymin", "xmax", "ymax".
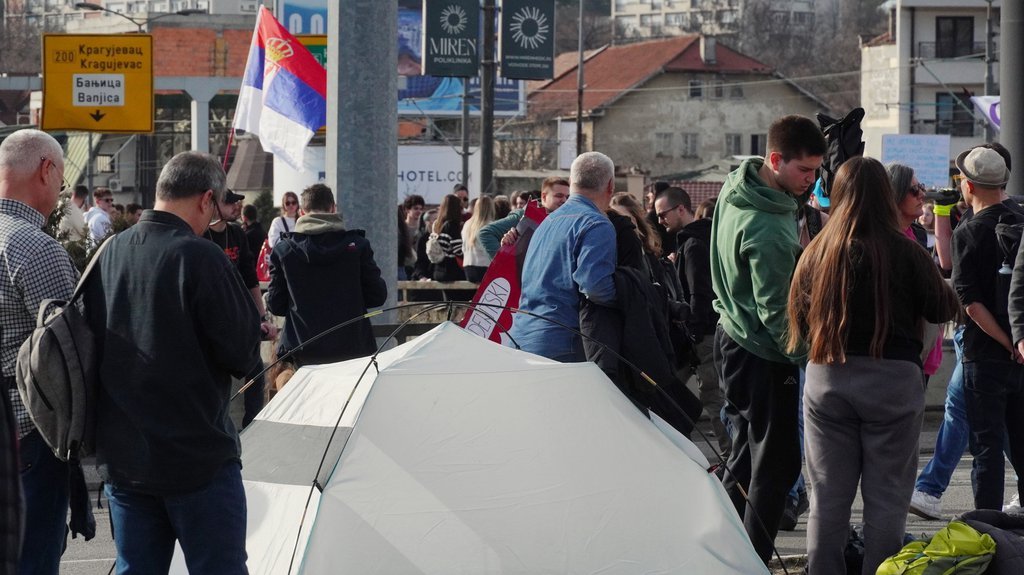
[{"xmin": 74, "ymin": 2, "xmax": 206, "ymax": 33}]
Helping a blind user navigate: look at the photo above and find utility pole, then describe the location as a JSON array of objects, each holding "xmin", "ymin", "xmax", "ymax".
[
  {"xmin": 983, "ymin": 0, "xmax": 996, "ymax": 143},
  {"xmin": 328, "ymin": 1, "xmax": 398, "ymax": 318},
  {"xmin": 576, "ymin": 0, "xmax": 585, "ymax": 154},
  {"xmin": 480, "ymin": 0, "xmax": 496, "ymax": 196},
  {"xmin": 461, "ymin": 81, "xmax": 470, "ymax": 189},
  {"xmin": 1003, "ymin": 0, "xmax": 1022, "ymax": 193}
]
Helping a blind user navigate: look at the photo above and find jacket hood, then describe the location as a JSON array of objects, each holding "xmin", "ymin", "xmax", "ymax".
[
  {"xmin": 676, "ymin": 216, "xmax": 712, "ymax": 244},
  {"xmin": 294, "ymin": 213, "xmax": 346, "ymax": 235},
  {"xmin": 723, "ymin": 157, "xmax": 799, "ymax": 215}
]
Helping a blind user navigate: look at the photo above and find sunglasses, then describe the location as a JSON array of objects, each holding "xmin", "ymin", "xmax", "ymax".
[
  {"xmin": 909, "ymin": 183, "xmax": 926, "ymax": 197},
  {"xmin": 284, "ymin": 200, "xmax": 298, "ymax": 206}
]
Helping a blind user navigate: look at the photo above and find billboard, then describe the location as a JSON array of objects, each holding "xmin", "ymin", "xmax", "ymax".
[
  {"xmin": 273, "ymin": 145, "xmax": 480, "ymax": 206},
  {"xmin": 278, "ymin": 0, "xmax": 524, "ymax": 117},
  {"xmin": 498, "ymin": 0, "xmax": 555, "ymax": 80}
]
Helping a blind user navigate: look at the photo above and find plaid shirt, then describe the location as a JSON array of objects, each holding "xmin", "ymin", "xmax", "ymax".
[{"xmin": 0, "ymin": 198, "xmax": 79, "ymax": 438}]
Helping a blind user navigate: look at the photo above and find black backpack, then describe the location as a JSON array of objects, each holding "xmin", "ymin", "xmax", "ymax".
[
  {"xmin": 994, "ymin": 212, "xmax": 1024, "ymax": 317},
  {"xmin": 15, "ymin": 239, "xmax": 110, "ymax": 462}
]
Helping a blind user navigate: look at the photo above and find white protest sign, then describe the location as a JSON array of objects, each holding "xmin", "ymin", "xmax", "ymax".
[{"xmin": 881, "ymin": 134, "xmax": 951, "ymax": 190}]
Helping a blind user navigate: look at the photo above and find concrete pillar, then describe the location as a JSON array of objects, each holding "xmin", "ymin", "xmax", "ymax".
[
  {"xmin": 191, "ymin": 98, "xmax": 210, "ymax": 153},
  {"xmin": 1002, "ymin": 1, "xmax": 1023, "ymax": 192},
  {"xmin": 328, "ymin": 1, "xmax": 398, "ymax": 320}
]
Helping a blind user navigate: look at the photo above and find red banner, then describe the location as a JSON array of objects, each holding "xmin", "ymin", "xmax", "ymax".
[{"xmin": 460, "ymin": 200, "xmax": 548, "ymax": 342}]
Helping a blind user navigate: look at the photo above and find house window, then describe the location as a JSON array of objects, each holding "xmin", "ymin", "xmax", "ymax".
[
  {"xmin": 793, "ymin": 12, "xmax": 813, "ymax": 27},
  {"xmin": 655, "ymin": 133, "xmax": 674, "ymax": 157},
  {"xmin": 725, "ymin": 133, "xmax": 742, "ymax": 156},
  {"xmin": 936, "ymin": 16, "xmax": 974, "ymax": 58},
  {"xmin": 750, "ymin": 134, "xmax": 767, "ymax": 156},
  {"xmin": 680, "ymin": 133, "xmax": 699, "ymax": 158},
  {"xmin": 936, "ymin": 93, "xmax": 975, "ymax": 137},
  {"xmin": 689, "ymin": 80, "xmax": 703, "ymax": 99},
  {"xmin": 712, "ymin": 80, "xmax": 724, "ymax": 99},
  {"xmin": 729, "ymin": 83, "xmax": 744, "ymax": 98}
]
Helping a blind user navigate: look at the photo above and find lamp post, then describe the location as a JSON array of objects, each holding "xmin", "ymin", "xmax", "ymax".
[
  {"xmin": 983, "ymin": 0, "xmax": 996, "ymax": 143},
  {"xmin": 74, "ymin": 2, "xmax": 206, "ymax": 33}
]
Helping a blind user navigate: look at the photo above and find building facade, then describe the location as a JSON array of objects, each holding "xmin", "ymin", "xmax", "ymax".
[
  {"xmin": 611, "ymin": 0, "xmax": 820, "ymax": 42},
  {"xmin": 860, "ymin": 0, "xmax": 1000, "ymax": 159}
]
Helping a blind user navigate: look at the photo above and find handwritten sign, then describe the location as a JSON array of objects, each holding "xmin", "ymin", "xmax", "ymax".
[{"xmin": 881, "ymin": 134, "xmax": 951, "ymax": 189}]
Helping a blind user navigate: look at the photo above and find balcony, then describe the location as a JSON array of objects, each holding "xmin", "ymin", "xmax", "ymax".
[{"xmin": 916, "ymin": 41, "xmax": 986, "ymax": 59}]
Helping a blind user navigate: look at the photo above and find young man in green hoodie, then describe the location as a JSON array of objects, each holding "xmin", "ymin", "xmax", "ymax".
[{"xmin": 710, "ymin": 115, "xmax": 826, "ymax": 563}]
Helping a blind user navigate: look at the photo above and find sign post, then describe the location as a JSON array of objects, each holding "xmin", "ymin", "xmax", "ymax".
[{"xmin": 42, "ymin": 34, "xmax": 154, "ymax": 133}]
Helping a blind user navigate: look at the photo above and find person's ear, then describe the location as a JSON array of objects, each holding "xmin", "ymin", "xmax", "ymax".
[{"xmin": 768, "ymin": 151, "xmax": 783, "ymax": 171}]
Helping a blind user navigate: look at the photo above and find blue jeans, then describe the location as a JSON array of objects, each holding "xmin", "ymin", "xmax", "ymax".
[
  {"xmin": 19, "ymin": 430, "xmax": 69, "ymax": 575},
  {"xmin": 915, "ymin": 327, "xmax": 967, "ymax": 498},
  {"xmin": 963, "ymin": 359, "xmax": 1024, "ymax": 510},
  {"xmin": 105, "ymin": 461, "xmax": 247, "ymax": 575}
]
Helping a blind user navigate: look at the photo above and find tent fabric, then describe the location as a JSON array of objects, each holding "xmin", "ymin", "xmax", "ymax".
[{"xmin": 172, "ymin": 323, "xmax": 767, "ymax": 574}]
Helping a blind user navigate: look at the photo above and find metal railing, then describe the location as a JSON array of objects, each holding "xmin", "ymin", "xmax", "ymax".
[{"xmin": 916, "ymin": 41, "xmax": 987, "ymax": 59}]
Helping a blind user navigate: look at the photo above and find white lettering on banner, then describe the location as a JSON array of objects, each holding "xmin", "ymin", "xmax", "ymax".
[{"xmin": 72, "ymin": 74, "xmax": 125, "ymax": 107}]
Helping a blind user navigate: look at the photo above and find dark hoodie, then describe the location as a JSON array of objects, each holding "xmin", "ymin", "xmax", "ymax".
[
  {"xmin": 675, "ymin": 217, "xmax": 718, "ymax": 339},
  {"xmin": 267, "ymin": 213, "xmax": 387, "ymax": 366}
]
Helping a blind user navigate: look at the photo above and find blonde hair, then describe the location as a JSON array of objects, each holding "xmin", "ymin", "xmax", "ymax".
[{"xmin": 463, "ymin": 195, "xmax": 496, "ymax": 252}]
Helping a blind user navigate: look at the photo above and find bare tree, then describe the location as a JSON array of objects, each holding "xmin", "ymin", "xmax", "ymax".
[{"xmin": 0, "ymin": 4, "xmax": 46, "ymax": 74}]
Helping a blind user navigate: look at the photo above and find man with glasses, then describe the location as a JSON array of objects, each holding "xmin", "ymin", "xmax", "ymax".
[
  {"xmin": 82, "ymin": 151, "xmax": 260, "ymax": 573},
  {"xmin": 0, "ymin": 129, "xmax": 80, "ymax": 574},
  {"xmin": 654, "ymin": 186, "xmax": 728, "ymax": 459},
  {"xmin": 85, "ymin": 187, "xmax": 115, "ymax": 245}
]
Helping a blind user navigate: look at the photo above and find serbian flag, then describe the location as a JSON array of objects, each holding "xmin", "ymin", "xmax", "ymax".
[
  {"xmin": 234, "ymin": 6, "xmax": 326, "ymax": 171},
  {"xmin": 461, "ymin": 200, "xmax": 548, "ymax": 343}
]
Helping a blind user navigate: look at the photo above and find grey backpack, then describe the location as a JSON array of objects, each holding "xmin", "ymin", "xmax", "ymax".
[{"xmin": 15, "ymin": 239, "xmax": 109, "ymax": 462}]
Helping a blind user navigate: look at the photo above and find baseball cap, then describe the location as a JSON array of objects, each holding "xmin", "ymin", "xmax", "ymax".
[
  {"xmin": 223, "ymin": 189, "xmax": 245, "ymax": 204},
  {"xmin": 955, "ymin": 147, "xmax": 1009, "ymax": 188}
]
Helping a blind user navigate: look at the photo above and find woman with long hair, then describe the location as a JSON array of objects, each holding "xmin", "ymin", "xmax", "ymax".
[
  {"xmin": 788, "ymin": 157, "xmax": 960, "ymax": 575},
  {"xmin": 431, "ymin": 194, "xmax": 466, "ymax": 282},
  {"xmin": 610, "ymin": 192, "xmax": 662, "ymax": 261},
  {"xmin": 461, "ymin": 196, "xmax": 496, "ymax": 283},
  {"xmin": 267, "ymin": 191, "xmax": 300, "ymax": 248}
]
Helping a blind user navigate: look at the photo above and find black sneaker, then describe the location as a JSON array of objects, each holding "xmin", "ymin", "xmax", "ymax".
[{"xmin": 778, "ymin": 490, "xmax": 809, "ymax": 531}]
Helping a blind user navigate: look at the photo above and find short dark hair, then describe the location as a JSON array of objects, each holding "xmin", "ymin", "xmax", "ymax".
[
  {"xmin": 653, "ymin": 181, "xmax": 671, "ymax": 194},
  {"xmin": 156, "ymin": 151, "xmax": 225, "ymax": 202},
  {"xmin": 654, "ymin": 186, "xmax": 692, "ymax": 212},
  {"xmin": 402, "ymin": 194, "xmax": 425, "ymax": 210},
  {"xmin": 541, "ymin": 176, "xmax": 569, "ymax": 193},
  {"xmin": 126, "ymin": 203, "xmax": 143, "ymax": 215},
  {"xmin": 92, "ymin": 186, "xmax": 112, "ymax": 200},
  {"xmin": 73, "ymin": 185, "xmax": 89, "ymax": 200},
  {"xmin": 767, "ymin": 115, "xmax": 827, "ymax": 161},
  {"xmin": 452, "ymin": 183, "xmax": 468, "ymax": 194},
  {"xmin": 983, "ymin": 142, "xmax": 1012, "ymax": 172},
  {"xmin": 301, "ymin": 183, "xmax": 335, "ymax": 213},
  {"xmin": 242, "ymin": 204, "xmax": 258, "ymax": 221},
  {"xmin": 521, "ymin": 189, "xmax": 541, "ymax": 203}
]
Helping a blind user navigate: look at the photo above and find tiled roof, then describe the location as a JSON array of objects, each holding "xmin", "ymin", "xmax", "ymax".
[{"xmin": 529, "ymin": 36, "xmax": 772, "ymax": 118}]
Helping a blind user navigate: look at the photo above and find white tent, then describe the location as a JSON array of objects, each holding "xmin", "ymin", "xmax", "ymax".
[{"xmin": 174, "ymin": 322, "xmax": 767, "ymax": 574}]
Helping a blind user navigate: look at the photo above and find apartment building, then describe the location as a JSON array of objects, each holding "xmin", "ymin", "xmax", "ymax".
[
  {"xmin": 611, "ymin": 0, "xmax": 819, "ymax": 41},
  {"xmin": 861, "ymin": 0, "xmax": 1000, "ymax": 158}
]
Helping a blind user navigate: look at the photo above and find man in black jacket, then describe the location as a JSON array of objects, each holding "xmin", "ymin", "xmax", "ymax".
[
  {"xmin": 654, "ymin": 186, "xmax": 728, "ymax": 457},
  {"xmin": 267, "ymin": 184, "xmax": 387, "ymax": 366},
  {"xmin": 204, "ymin": 189, "xmax": 275, "ymax": 427},
  {"xmin": 84, "ymin": 151, "xmax": 260, "ymax": 573}
]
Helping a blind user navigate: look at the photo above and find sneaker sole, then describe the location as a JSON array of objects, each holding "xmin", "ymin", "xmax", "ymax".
[{"xmin": 908, "ymin": 504, "xmax": 941, "ymax": 521}]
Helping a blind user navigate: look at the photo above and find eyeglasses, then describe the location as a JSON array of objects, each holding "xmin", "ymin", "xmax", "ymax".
[
  {"xmin": 909, "ymin": 183, "xmax": 926, "ymax": 197},
  {"xmin": 100, "ymin": 197, "xmax": 114, "ymax": 203},
  {"xmin": 656, "ymin": 204, "xmax": 681, "ymax": 220},
  {"xmin": 40, "ymin": 157, "xmax": 68, "ymax": 192}
]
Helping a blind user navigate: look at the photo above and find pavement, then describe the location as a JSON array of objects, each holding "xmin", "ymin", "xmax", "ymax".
[{"xmin": 60, "ymin": 340, "xmax": 1008, "ymax": 574}]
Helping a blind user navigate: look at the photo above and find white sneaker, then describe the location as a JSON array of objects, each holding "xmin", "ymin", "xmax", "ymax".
[
  {"xmin": 1003, "ymin": 493, "xmax": 1021, "ymax": 514},
  {"xmin": 909, "ymin": 490, "xmax": 943, "ymax": 520}
]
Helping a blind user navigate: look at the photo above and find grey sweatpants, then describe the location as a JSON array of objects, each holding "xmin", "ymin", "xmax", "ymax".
[{"xmin": 804, "ymin": 356, "xmax": 925, "ymax": 575}]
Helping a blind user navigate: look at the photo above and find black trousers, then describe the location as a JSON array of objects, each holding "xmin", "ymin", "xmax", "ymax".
[{"xmin": 714, "ymin": 325, "xmax": 802, "ymax": 564}]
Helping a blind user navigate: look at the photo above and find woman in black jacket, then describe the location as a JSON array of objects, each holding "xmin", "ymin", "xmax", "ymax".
[{"xmin": 431, "ymin": 194, "xmax": 466, "ymax": 282}]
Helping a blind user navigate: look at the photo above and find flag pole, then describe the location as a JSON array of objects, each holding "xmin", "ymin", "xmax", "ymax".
[{"xmin": 222, "ymin": 128, "xmax": 236, "ymax": 171}]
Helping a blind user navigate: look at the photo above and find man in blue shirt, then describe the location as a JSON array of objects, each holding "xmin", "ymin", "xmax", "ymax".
[{"xmin": 510, "ymin": 152, "xmax": 617, "ymax": 361}]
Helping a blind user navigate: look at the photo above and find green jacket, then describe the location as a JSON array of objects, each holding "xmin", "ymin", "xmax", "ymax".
[
  {"xmin": 478, "ymin": 208, "xmax": 525, "ymax": 258},
  {"xmin": 711, "ymin": 157, "xmax": 806, "ymax": 364}
]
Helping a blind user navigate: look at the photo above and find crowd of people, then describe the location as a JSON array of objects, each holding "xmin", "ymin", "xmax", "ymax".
[{"xmin": 0, "ymin": 113, "xmax": 1022, "ymax": 575}]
